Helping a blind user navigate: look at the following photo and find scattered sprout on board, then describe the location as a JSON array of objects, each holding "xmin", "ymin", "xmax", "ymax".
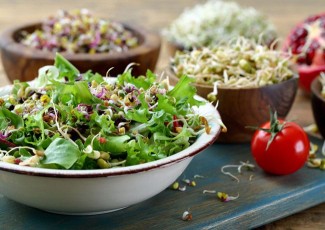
[
  {"xmin": 0, "ymin": 53, "xmax": 212, "ymax": 170},
  {"xmin": 171, "ymin": 37, "xmax": 295, "ymax": 88},
  {"xmin": 182, "ymin": 210, "xmax": 193, "ymax": 221},
  {"xmin": 162, "ymin": 0, "xmax": 277, "ymax": 49},
  {"xmin": 20, "ymin": 9, "xmax": 138, "ymax": 54},
  {"xmin": 307, "ymin": 141, "xmax": 325, "ymax": 170},
  {"xmin": 202, "ymin": 190, "xmax": 239, "ymax": 202}
]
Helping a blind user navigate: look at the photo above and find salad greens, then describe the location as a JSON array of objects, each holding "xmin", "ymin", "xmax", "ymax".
[{"xmin": 0, "ymin": 53, "xmax": 209, "ymax": 170}]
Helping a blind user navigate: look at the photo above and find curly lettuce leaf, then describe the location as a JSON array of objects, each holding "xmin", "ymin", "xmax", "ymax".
[
  {"xmin": 156, "ymin": 94, "xmax": 177, "ymax": 114},
  {"xmin": 117, "ymin": 69, "xmax": 156, "ymax": 90},
  {"xmin": 34, "ymin": 66, "xmax": 60, "ymax": 88}
]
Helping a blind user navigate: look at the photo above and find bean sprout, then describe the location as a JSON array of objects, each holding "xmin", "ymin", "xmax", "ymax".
[{"xmin": 171, "ymin": 37, "xmax": 295, "ymax": 88}]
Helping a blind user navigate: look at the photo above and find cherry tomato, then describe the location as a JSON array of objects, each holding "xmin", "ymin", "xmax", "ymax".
[{"xmin": 251, "ymin": 119, "xmax": 309, "ymax": 175}]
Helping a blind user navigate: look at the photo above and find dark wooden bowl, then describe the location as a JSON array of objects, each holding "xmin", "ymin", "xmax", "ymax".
[
  {"xmin": 166, "ymin": 40, "xmax": 189, "ymax": 57},
  {"xmin": 0, "ymin": 22, "xmax": 161, "ymax": 82},
  {"xmin": 168, "ymin": 70, "xmax": 299, "ymax": 143},
  {"xmin": 311, "ymin": 76, "xmax": 325, "ymax": 139}
]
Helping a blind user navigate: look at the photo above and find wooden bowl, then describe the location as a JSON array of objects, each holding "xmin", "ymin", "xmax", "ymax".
[
  {"xmin": 0, "ymin": 22, "xmax": 161, "ymax": 82},
  {"xmin": 168, "ymin": 70, "xmax": 299, "ymax": 143},
  {"xmin": 311, "ymin": 76, "xmax": 325, "ymax": 139},
  {"xmin": 166, "ymin": 40, "xmax": 188, "ymax": 57}
]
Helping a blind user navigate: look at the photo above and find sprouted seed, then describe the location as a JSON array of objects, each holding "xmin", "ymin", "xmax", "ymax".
[
  {"xmin": 194, "ymin": 174, "xmax": 205, "ymax": 179},
  {"xmin": 303, "ymin": 123, "xmax": 319, "ymax": 134},
  {"xmin": 203, "ymin": 190, "xmax": 217, "ymax": 194},
  {"xmin": 178, "ymin": 186, "xmax": 187, "ymax": 192},
  {"xmin": 171, "ymin": 37, "xmax": 295, "ymax": 88},
  {"xmin": 309, "ymin": 142, "xmax": 319, "ymax": 158},
  {"xmin": 307, "ymin": 141, "xmax": 325, "ymax": 170},
  {"xmin": 221, "ymin": 161, "xmax": 255, "ymax": 182},
  {"xmin": 171, "ymin": 181, "xmax": 180, "ymax": 190},
  {"xmin": 217, "ymin": 192, "xmax": 239, "ymax": 202},
  {"xmin": 162, "ymin": 0, "xmax": 277, "ymax": 49},
  {"xmin": 20, "ymin": 9, "xmax": 138, "ymax": 54},
  {"xmin": 203, "ymin": 190, "xmax": 239, "ymax": 202},
  {"xmin": 170, "ymin": 181, "xmax": 187, "ymax": 192},
  {"xmin": 182, "ymin": 178, "xmax": 196, "ymax": 187},
  {"xmin": 182, "ymin": 210, "xmax": 192, "ymax": 221}
]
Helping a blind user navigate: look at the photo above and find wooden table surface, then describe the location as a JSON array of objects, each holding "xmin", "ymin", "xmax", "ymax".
[{"xmin": 0, "ymin": 0, "xmax": 324, "ymax": 229}]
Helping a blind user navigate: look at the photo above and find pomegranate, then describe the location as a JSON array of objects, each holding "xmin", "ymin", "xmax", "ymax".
[{"xmin": 284, "ymin": 12, "xmax": 325, "ymax": 92}]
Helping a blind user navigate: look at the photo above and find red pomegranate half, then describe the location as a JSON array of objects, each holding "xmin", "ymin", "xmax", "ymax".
[{"xmin": 284, "ymin": 12, "xmax": 325, "ymax": 93}]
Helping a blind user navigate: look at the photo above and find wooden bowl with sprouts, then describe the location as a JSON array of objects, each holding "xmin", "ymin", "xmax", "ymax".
[
  {"xmin": 162, "ymin": 0, "xmax": 278, "ymax": 57},
  {"xmin": 0, "ymin": 9, "xmax": 161, "ymax": 82},
  {"xmin": 168, "ymin": 37, "xmax": 298, "ymax": 143},
  {"xmin": 311, "ymin": 73, "xmax": 325, "ymax": 139}
]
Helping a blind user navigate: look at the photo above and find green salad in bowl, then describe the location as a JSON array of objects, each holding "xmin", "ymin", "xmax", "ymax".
[{"xmin": 0, "ymin": 54, "xmax": 212, "ymax": 170}]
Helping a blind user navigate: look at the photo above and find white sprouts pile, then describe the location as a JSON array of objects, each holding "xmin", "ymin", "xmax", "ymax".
[
  {"xmin": 163, "ymin": 0, "xmax": 277, "ymax": 49},
  {"xmin": 171, "ymin": 37, "xmax": 295, "ymax": 88}
]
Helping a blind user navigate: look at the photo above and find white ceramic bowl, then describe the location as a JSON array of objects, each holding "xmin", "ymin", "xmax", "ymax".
[{"xmin": 0, "ymin": 84, "xmax": 221, "ymax": 215}]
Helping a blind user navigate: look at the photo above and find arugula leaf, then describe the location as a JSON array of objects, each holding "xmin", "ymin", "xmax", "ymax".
[
  {"xmin": 54, "ymin": 53, "xmax": 80, "ymax": 81},
  {"xmin": 52, "ymin": 81, "xmax": 101, "ymax": 105},
  {"xmin": 101, "ymin": 135, "xmax": 131, "ymax": 154},
  {"xmin": 0, "ymin": 108, "xmax": 24, "ymax": 129},
  {"xmin": 167, "ymin": 75, "xmax": 204, "ymax": 107},
  {"xmin": 42, "ymin": 138, "xmax": 81, "ymax": 169}
]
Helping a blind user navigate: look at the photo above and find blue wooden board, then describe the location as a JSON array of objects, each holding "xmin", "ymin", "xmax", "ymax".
[{"xmin": 0, "ymin": 136, "xmax": 324, "ymax": 229}]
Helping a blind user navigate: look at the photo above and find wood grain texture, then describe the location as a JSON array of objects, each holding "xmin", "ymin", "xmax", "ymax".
[{"xmin": 0, "ymin": 0, "xmax": 324, "ymax": 229}]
